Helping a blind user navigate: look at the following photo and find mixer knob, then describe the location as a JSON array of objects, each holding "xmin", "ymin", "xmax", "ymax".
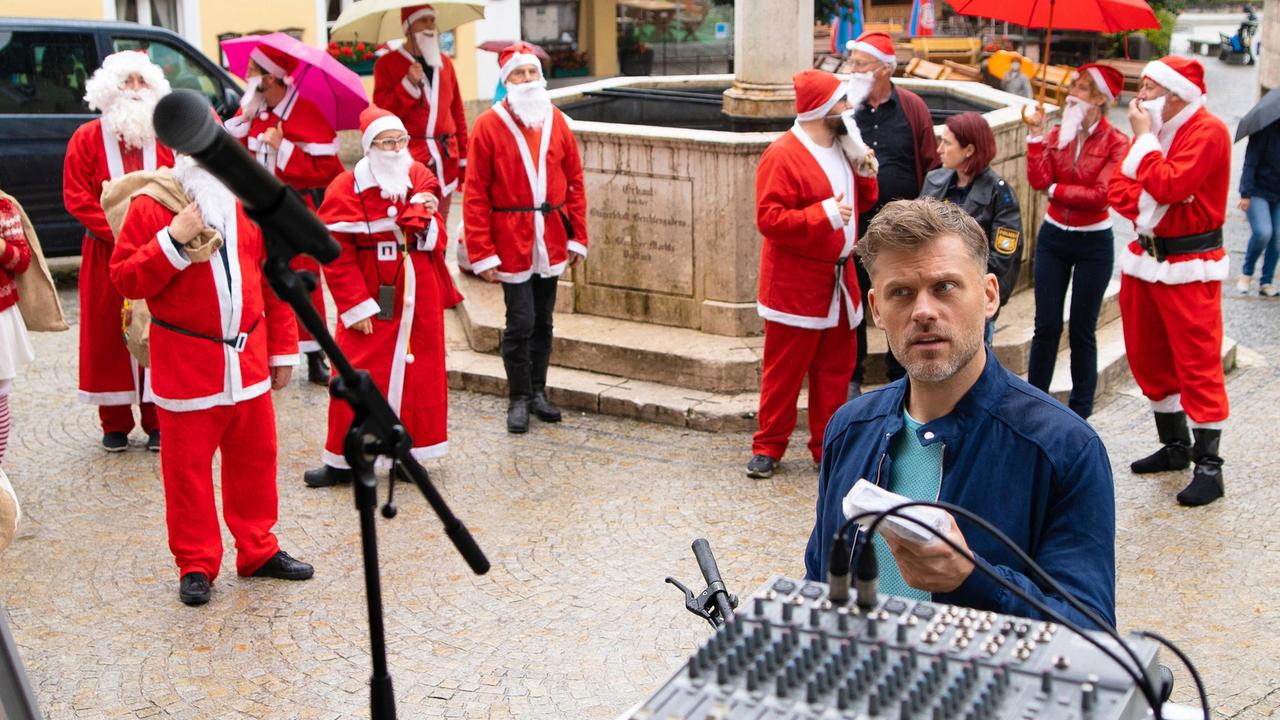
[
  {"xmin": 1053, "ymin": 654, "xmax": 1070, "ymax": 670},
  {"xmin": 782, "ymin": 603, "xmax": 794, "ymax": 622},
  {"xmin": 1040, "ymin": 670, "xmax": 1053, "ymax": 695},
  {"xmin": 810, "ymin": 607, "xmax": 822, "ymax": 628}
]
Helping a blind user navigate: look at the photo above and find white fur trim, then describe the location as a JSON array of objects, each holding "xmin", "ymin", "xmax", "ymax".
[
  {"xmin": 341, "ymin": 299, "xmax": 381, "ymax": 328},
  {"xmin": 567, "ymin": 240, "xmax": 588, "ymax": 258},
  {"xmin": 1142, "ymin": 60, "xmax": 1202, "ymax": 102},
  {"xmin": 796, "ymin": 84, "xmax": 845, "ymax": 122},
  {"xmin": 362, "ymin": 115, "xmax": 407, "ymax": 153},
  {"xmin": 249, "ymin": 47, "xmax": 288, "ymax": 79},
  {"xmin": 77, "ymin": 390, "xmax": 141, "ymax": 405},
  {"xmin": 470, "ymin": 254, "xmax": 501, "ymax": 274},
  {"xmin": 1047, "ymin": 183, "xmax": 1057, "ymax": 199},
  {"xmin": 326, "ymin": 218, "xmax": 400, "ymax": 234},
  {"xmin": 499, "ymin": 52, "xmax": 542, "ymax": 84},
  {"xmin": 156, "ymin": 228, "xmax": 192, "ymax": 271},
  {"xmin": 1119, "ymin": 247, "xmax": 1230, "ymax": 285},
  {"xmin": 400, "ymin": 75, "xmax": 423, "ymax": 99},
  {"xmin": 1027, "ymin": 134, "xmax": 1044, "ymax": 144},
  {"xmin": 1189, "ymin": 419, "xmax": 1224, "ymax": 430},
  {"xmin": 1085, "ymin": 67, "xmax": 1115, "ymax": 102},
  {"xmin": 401, "ymin": 7, "xmax": 436, "ymax": 32},
  {"xmin": 275, "ymin": 138, "xmax": 295, "ymax": 171},
  {"xmin": 1121, "ymin": 133, "xmax": 1162, "ymax": 180},
  {"xmin": 296, "ymin": 139, "xmax": 340, "ymax": 156},
  {"xmin": 297, "ymin": 341, "xmax": 320, "ymax": 354},
  {"xmin": 757, "ymin": 299, "xmax": 864, "ymax": 330},
  {"xmin": 150, "ymin": 377, "xmax": 270, "ymax": 413},
  {"xmin": 269, "ymin": 354, "xmax": 299, "ymax": 367},
  {"xmin": 851, "ymin": 41, "xmax": 894, "ymax": 64},
  {"xmin": 322, "ymin": 448, "xmax": 350, "ymax": 469},
  {"xmin": 1043, "ymin": 215, "xmax": 1112, "ymax": 232},
  {"xmin": 822, "ymin": 197, "xmax": 844, "ymax": 229},
  {"xmin": 1150, "ymin": 394, "xmax": 1182, "ymax": 413}
]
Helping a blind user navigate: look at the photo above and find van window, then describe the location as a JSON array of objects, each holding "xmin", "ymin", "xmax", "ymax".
[
  {"xmin": 111, "ymin": 36, "xmax": 226, "ymax": 114},
  {"xmin": 0, "ymin": 31, "xmax": 97, "ymax": 115}
]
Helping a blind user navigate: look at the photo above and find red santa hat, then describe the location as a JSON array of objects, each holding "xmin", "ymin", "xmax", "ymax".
[
  {"xmin": 83, "ymin": 50, "xmax": 170, "ymax": 111},
  {"xmin": 249, "ymin": 43, "xmax": 298, "ymax": 79},
  {"xmin": 360, "ymin": 106, "xmax": 406, "ymax": 153},
  {"xmin": 1142, "ymin": 55, "xmax": 1206, "ymax": 102},
  {"xmin": 498, "ymin": 42, "xmax": 543, "ymax": 84},
  {"xmin": 794, "ymin": 69, "xmax": 845, "ymax": 122},
  {"xmin": 1078, "ymin": 63, "xmax": 1124, "ymax": 103},
  {"xmin": 847, "ymin": 32, "xmax": 896, "ymax": 65},
  {"xmin": 401, "ymin": 4, "xmax": 436, "ymax": 33}
]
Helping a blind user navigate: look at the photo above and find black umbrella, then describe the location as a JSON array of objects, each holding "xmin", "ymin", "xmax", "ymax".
[{"xmin": 1235, "ymin": 86, "xmax": 1280, "ymax": 142}]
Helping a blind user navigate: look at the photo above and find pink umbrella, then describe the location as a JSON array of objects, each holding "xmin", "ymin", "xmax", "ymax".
[
  {"xmin": 477, "ymin": 40, "xmax": 550, "ymax": 61},
  {"xmin": 220, "ymin": 32, "xmax": 369, "ymax": 131}
]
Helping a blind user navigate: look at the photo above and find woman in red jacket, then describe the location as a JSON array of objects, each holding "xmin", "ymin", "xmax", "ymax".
[{"xmin": 1025, "ymin": 64, "xmax": 1130, "ymax": 419}]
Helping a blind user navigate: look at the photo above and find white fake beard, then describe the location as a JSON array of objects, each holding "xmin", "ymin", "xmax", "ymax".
[
  {"xmin": 1140, "ymin": 96, "xmax": 1166, "ymax": 136},
  {"xmin": 172, "ymin": 155, "xmax": 236, "ymax": 238},
  {"xmin": 1056, "ymin": 96, "xmax": 1089, "ymax": 149},
  {"xmin": 505, "ymin": 79, "xmax": 551, "ymax": 130},
  {"xmin": 846, "ymin": 72, "xmax": 874, "ymax": 110},
  {"xmin": 367, "ymin": 148, "xmax": 414, "ymax": 204},
  {"xmin": 239, "ymin": 75, "xmax": 264, "ymax": 114},
  {"xmin": 415, "ymin": 30, "xmax": 442, "ymax": 67},
  {"xmin": 838, "ymin": 110, "xmax": 869, "ymax": 163},
  {"xmin": 103, "ymin": 89, "xmax": 159, "ymax": 150}
]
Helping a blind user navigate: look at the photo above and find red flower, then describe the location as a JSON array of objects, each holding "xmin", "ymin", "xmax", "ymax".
[
  {"xmin": 341, "ymin": 46, "xmax": 354, "ymax": 57},
  {"xmin": 363, "ymin": 52, "xmax": 374, "ymax": 60},
  {"xmin": 355, "ymin": 41, "xmax": 366, "ymax": 52},
  {"xmin": 328, "ymin": 41, "xmax": 338, "ymax": 50},
  {"xmin": 328, "ymin": 47, "xmax": 340, "ymax": 57}
]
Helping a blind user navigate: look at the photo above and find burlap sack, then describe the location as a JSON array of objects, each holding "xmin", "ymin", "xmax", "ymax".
[
  {"xmin": 0, "ymin": 467, "xmax": 20, "ymax": 554},
  {"xmin": 0, "ymin": 190, "xmax": 67, "ymax": 332},
  {"xmin": 121, "ymin": 298, "xmax": 151, "ymax": 368}
]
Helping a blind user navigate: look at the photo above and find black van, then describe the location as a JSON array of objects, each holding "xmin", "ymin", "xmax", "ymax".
[{"xmin": 0, "ymin": 17, "xmax": 243, "ymax": 257}]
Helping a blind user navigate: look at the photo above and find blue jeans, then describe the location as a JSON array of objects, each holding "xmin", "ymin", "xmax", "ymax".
[
  {"xmin": 1244, "ymin": 196, "xmax": 1280, "ymax": 284},
  {"xmin": 1026, "ymin": 223, "xmax": 1114, "ymax": 419}
]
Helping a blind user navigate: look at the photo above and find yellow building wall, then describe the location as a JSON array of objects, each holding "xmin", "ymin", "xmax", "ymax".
[
  {"xmin": 0, "ymin": 0, "xmax": 106, "ymax": 19},
  {"xmin": 453, "ymin": 23, "xmax": 480, "ymax": 102},
  {"xmin": 198, "ymin": 0, "xmax": 321, "ymax": 66},
  {"xmin": 582, "ymin": 0, "xmax": 618, "ymax": 77}
]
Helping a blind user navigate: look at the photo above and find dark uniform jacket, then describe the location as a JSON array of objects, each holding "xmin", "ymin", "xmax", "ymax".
[{"xmin": 921, "ymin": 167, "xmax": 1023, "ymax": 307}]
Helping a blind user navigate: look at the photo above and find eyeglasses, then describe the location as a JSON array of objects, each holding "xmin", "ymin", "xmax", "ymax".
[
  {"xmin": 370, "ymin": 135, "xmax": 410, "ymax": 150},
  {"xmin": 850, "ymin": 60, "xmax": 882, "ymax": 72}
]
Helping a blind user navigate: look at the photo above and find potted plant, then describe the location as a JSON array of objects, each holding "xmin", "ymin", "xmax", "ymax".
[
  {"xmin": 327, "ymin": 40, "xmax": 383, "ymax": 75},
  {"xmin": 550, "ymin": 48, "xmax": 590, "ymax": 78},
  {"xmin": 618, "ymin": 29, "xmax": 653, "ymax": 76}
]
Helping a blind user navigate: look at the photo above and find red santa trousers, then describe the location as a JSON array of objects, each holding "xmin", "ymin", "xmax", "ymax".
[
  {"xmin": 157, "ymin": 392, "xmax": 281, "ymax": 580},
  {"xmin": 752, "ymin": 310, "xmax": 858, "ymax": 463},
  {"xmin": 78, "ymin": 237, "xmax": 158, "ymax": 433},
  {"xmin": 290, "ymin": 254, "xmax": 326, "ymax": 353},
  {"xmin": 1119, "ymin": 274, "xmax": 1229, "ymax": 425}
]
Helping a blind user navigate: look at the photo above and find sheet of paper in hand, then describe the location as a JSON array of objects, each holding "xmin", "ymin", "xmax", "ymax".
[{"xmin": 841, "ymin": 479, "xmax": 951, "ymax": 544}]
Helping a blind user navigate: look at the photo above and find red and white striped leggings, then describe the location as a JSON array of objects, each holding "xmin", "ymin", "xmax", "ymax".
[{"xmin": 0, "ymin": 379, "xmax": 11, "ymax": 465}]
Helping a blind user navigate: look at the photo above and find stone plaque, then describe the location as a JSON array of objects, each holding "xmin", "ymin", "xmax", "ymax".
[{"xmin": 584, "ymin": 171, "xmax": 694, "ymax": 296}]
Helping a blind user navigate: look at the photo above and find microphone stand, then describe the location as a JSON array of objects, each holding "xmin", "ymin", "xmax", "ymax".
[{"xmin": 257, "ymin": 245, "xmax": 490, "ymax": 720}]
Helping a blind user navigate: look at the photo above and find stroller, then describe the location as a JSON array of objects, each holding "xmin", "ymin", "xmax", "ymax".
[{"xmin": 1220, "ymin": 5, "xmax": 1259, "ymax": 65}]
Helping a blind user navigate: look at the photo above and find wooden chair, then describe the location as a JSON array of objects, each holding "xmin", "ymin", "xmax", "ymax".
[
  {"xmin": 942, "ymin": 60, "xmax": 981, "ymax": 81},
  {"xmin": 1028, "ymin": 64, "xmax": 1073, "ymax": 105},
  {"xmin": 905, "ymin": 57, "xmax": 952, "ymax": 81},
  {"xmin": 909, "ymin": 37, "xmax": 981, "ymax": 64}
]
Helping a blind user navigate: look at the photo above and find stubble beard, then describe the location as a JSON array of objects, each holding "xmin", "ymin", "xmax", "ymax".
[{"xmin": 887, "ymin": 320, "xmax": 984, "ymax": 385}]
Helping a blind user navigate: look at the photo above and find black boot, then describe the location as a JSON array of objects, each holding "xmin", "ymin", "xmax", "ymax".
[
  {"xmin": 507, "ymin": 396, "xmax": 530, "ymax": 434},
  {"xmin": 1177, "ymin": 428, "xmax": 1224, "ymax": 506},
  {"xmin": 306, "ymin": 351, "xmax": 330, "ymax": 386},
  {"xmin": 304, "ymin": 465, "xmax": 351, "ymax": 488},
  {"xmin": 1130, "ymin": 412, "xmax": 1192, "ymax": 474},
  {"xmin": 529, "ymin": 392, "xmax": 562, "ymax": 423}
]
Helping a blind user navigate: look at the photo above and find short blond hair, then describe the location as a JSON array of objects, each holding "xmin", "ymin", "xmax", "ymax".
[{"xmin": 858, "ymin": 198, "xmax": 988, "ymax": 277}]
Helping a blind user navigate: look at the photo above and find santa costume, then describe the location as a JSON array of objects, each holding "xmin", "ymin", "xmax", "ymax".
[
  {"xmin": 63, "ymin": 51, "xmax": 173, "ymax": 450},
  {"xmin": 225, "ymin": 43, "xmax": 344, "ymax": 385},
  {"xmin": 109, "ymin": 156, "xmax": 312, "ymax": 605},
  {"xmin": 465, "ymin": 43, "xmax": 588, "ymax": 434},
  {"xmin": 304, "ymin": 108, "xmax": 462, "ymax": 488},
  {"xmin": 1107, "ymin": 55, "xmax": 1231, "ymax": 506},
  {"xmin": 749, "ymin": 69, "xmax": 878, "ymax": 477},
  {"xmin": 373, "ymin": 4, "xmax": 469, "ymax": 219}
]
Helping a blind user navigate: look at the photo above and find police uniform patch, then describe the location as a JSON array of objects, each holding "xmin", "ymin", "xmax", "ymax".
[{"xmin": 994, "ymin": 227, "xmax": 1020, "ymax": 256}]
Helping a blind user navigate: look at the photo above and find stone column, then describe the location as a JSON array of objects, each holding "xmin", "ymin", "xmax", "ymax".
[
  {"xmin": 1260, "ymin": 0, "xmax": 1279, "ymax": 92},
  {"xmin": 721, "ymin": 0, "xmax": 814, "ymax": 122}
]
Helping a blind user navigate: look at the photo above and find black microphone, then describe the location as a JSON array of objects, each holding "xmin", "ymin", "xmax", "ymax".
[
  {"xmin": 152, "ymin": 89, "xmax": 340, "ymax": 265},
  {"xmin": 691, "ymin": 538, "xmax": 735, "ymax": 622}
]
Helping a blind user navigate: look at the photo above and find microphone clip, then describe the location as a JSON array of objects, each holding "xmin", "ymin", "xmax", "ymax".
[{"xmin": 665, "ymin": 576, "xmax": 738, "ymax": 629}]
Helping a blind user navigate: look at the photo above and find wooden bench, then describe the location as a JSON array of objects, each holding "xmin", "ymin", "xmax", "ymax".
[
  {"xmin": 1092, "ymin": 58, "xmax": 1143, "ymax": 97},
  {"xmin": 909, "ymin": 37, "xmax": 981, "ymax": 64},
  {"xmin": 942, "ymin": 60, "xmax": 981, "ymax": 82},
  {"xmin": 1187, "ymin": 37, "xmax": 1216, "ymax": 56},
  {"xmin": 904, "ymin": 57, "xmax": 952, "ymax": 80},
  {"xmin": 864, "ymin": 22, "xmax": 904, "ymax": 35},
  {"xmin": 1028, "ymin": 64, "xmax": 1073, "ymax": 105}
]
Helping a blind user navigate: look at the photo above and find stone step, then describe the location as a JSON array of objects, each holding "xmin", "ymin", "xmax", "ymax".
[{"xmin": 451, "ymin": 265, "xmax": 1121, "ymax": 392}]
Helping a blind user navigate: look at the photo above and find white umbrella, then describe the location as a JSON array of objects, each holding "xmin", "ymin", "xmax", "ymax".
[{"xmin": 330, "ymin": 0, "xmax": 487, "ymax": 43}]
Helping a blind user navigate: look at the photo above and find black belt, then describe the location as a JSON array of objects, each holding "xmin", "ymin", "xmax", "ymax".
[
  {"xmin": 150, "ymin": 316, "xmax": 261, "ymax": 353},
  {"xmin": 425, "ymin": 134, "xmax": 452, "ymax": 161},
  {"xmin": 1138, "ymin": 229, "xmax": 1223, "ymax": 262},
  {"xmin": 493, "ymin": 201, "xmax": 575, "ymax": 239}
]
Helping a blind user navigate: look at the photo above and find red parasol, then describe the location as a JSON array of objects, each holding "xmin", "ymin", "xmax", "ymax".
[{"xmin": 477, "ymin": 40, "xmax": 550, "ymax": 61}]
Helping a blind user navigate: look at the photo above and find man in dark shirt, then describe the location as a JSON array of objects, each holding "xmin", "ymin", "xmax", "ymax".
[{"xmin": 846, "ymin": 32, "xmax": 940, "ymax": 391}]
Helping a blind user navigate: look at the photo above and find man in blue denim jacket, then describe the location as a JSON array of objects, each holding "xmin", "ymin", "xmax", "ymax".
[{"xmin": 804, "ymin": 198, "xmax": 1116, "ymax": 630}]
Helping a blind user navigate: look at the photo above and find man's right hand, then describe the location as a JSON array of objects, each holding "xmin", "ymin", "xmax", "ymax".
[
  {"xmin": 170, "ymin": 202, "xmax": 203, "ymax": 245},
  {"xmin": 1239, "ymin": 197, "xmax": 1251, "ymax": 211},
  {"xmin": 406, "ymin": 63, "xmax": 425, "ymax": 86},
  {"xmin": 479, "ymin": 268, "xmax": 499, "ymax": 283},
  {"xmin": 834, "ymin": 192, "xmax": 854, "ymax": 225},
  {"xmin": 1025, "ymin": 108, "xmax": 1046, "ymax": 136},
  {"xmin": 351, "ymin": 318, "xmax": 374, "ymax": 335}
]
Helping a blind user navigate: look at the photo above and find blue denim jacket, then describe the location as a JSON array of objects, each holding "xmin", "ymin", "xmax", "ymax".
[{"xmin": 803, "ymin": 352, "xmax": 1117, "ymax": 630}]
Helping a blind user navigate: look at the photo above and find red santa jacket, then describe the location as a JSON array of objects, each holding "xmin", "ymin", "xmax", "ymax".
[
  {"xmin": 225, "ymin": 88, "xmax": 345, "ymax": 194},
  {"xmin": 0, "ymin": 197, "xmax": 33, "ymax": 313},
  {"xmin": 319, "ymin": 159, "xmax": 463, "ymax": 329},
  {"xmin": 1108, "ymin": 104, "xmax": 1230, "ymax": 284},
  {"xmin": 108, "ymin": 196, "xmax": 298, "ymax": 411},
  {"xmin": 756, "ymin": 126, "xmax": 878, "ymax": 329},
  {"xmin": 1027, "ymin": 118, "xmax": 1129, "ymax": 229},
  {"xmin": 63, "ymin": 118, "xmax": 174, "ymax": 243},
  {"xmin": 373, "ymin": 48, "xmax": 468, "ymax": 196},
  {"xmin": 464, "ymin": 103, "xmax": 589, "ymax": 283}
]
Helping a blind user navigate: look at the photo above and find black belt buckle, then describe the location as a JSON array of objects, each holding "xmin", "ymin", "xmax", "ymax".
[
  {"xmin": 1139, "ymin": 235, "xmax": 1166, "ymax": 262},
  {"xmin": 538, "ymin": 201, "xmax": 553, "ymax": 215}
]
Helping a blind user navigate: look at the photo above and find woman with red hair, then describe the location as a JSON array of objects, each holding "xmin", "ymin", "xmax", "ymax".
[{"xmin": 921, "ymin": 111, "xmax": 1023, "ymax": 341}]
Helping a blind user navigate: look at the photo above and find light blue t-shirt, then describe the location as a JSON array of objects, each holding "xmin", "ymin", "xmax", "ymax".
[{"xmin": 873, "ymin": 408, "xmax": 944, "ymax": 601}]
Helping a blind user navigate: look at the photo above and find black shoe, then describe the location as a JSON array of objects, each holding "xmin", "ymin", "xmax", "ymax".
[
  {"xmin": 251, "ymin": 550, "xmax": 314, "ymax": 580},
  {"xmin": 1178, "ymin": 429, "xmax": 1224, "ymax": 507},
  {"xmin": 179, "ymin": 572, "xmax": 211, "ymax": 606},
  {"xmin": 507, "ymin": 397, "xmax": 529, "ymax": 434},
  {"xmin": 529, "ymin": 392, "xmax": 562, "ymax": 423},
  {"xmin": 102, "ymin": 432, "xmax": 129, "ymax": 453},
  {"xmin": 147, "ymin": 429, "xmax": 161, "ymax": 452},
  {"xmin": 306, "ymin": 351, "xmax": 330, "ymax": 386},
  {"xmin": 746, "ymin": 454, "xmax": 778, "ymax": 479},
  {"xmin": 1130, "ymin": 411, "xmax": 1192, "ymax": 474},
  {"xmin": 304, "ymin": 465, "xmax": 351, "ymax": 488}
]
